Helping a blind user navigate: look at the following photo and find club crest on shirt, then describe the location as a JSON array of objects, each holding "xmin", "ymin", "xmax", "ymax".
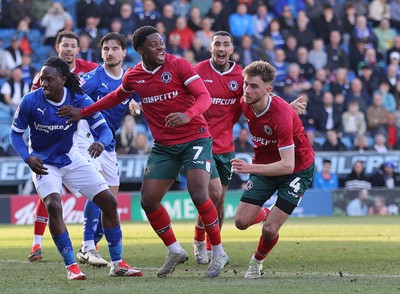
[
  {"xmin": 263, "ymin": 125, "xmax": 273, "ymax": 136},
  {"xmin": 161, "ymin": 72, "xmax": 172, "ymax": 83},
  {"xmin": 228, "ymin": 80, "xmax": 238, "ymax": 91}
]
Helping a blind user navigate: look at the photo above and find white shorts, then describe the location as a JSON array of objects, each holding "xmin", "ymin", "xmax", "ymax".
[
  {"xmin": 99, "ymin": 150, "xmax": 120, "ymax": 187},
  {"xmin": 32, "ymin": 149, "xmax": 109, "ymax": 200}
]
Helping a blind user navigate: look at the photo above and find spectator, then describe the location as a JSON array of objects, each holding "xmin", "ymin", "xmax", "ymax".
[
  {"xmin": 344, "ymin": 160, "xmax": 372, "ymax": 190},
  {"xmin": 289, "ymin": 11, "xmax": 315, "ymax": 50},
  {"xmin": 3, "ymin": 35, "xmax": 23, "ymax": 71},
  {"xmin": 368, "ymin": 195, "xmax": 389, "ymax": 215},
  {"xmin": 314, "ymin": 92, "xmax": 343, "ymax": 134},
  {"xmin": 166, "ymin": 33, "xmax": 184, "ymax": 57},
  {"xmin": 170, "ymin": 16, "xmax": 195, "ymax": 50},
  {"xmin": 322, "ymin": 129, "xmax": 348, "ymax": 151},
  {"xmin": 229, "ymin": 3, "xmax": 254, "ymax": 44},
  {"xmin": 118, "ymin": 3, "xmax": 137, "ymax": 41},
  {"xmin": 344, "ymin": 78, "xmax": 370, "ymax": 113},
  {"xmin": 386, "ymin": 35, "xmax": 400, "ymax": 62},
  {"xmin": 258, "ymin": 36, "xmax": 275, "ymax": 63},
  {"xmin": 349, "ymin": 38, "xmax": 368, "ymax": 74},
  {"xmin": 372, "ymin": 133, "xmax": 389, "ymax": 153},
  {"xmin": 350, "ymin": 15, "xmax": 378, "ymax": 50},
  {"xmin": 234, "ymin": 128, "xmax": 253, "ymax": 153},
  {"xmin": 308, "ymin": 38, "xmax": 327, "ymax": 71},
  {"xmin": 16, "ymin": 53, "xmax": 36, "ymax": 86},
  {"xmin": 342, "ymin": 3, "xmax": 357, "ymax": 37},
  {"xmin": 236, "ymin": 35, "xmax": 260, "ymax": 68},
  {"xmin": 304, "ymin": 0, "xmax": 323, "ymax": 30},
  {"xmin": 368, "ymin": 0, "xmax": 391, "ymax": 27},
  {"xmin": 330, "ymin": 68, "xmax": 351, "ymax": 97},
  {"xmin": 316, "ymin": 4, "xmax": 340, "ymax": 44},
  {"xmin": 375, "ymin": 80, "xmax": 397, "ymax": 113},
  {"xmin": 183, "ymin": 49, "xmax": 196, "ymax": 65},
  {"xmin": 191, "ymin": 37, "xmax": 210, "ymax": 62},
  {"xmin": 155, "ymin": 21, "xmax": 168, "ymax": 44},
  {"xmin": 41, "ymin": 2, "xmax": 72, "ymax": 46},
  {"xmin": 366, "ymin": 91, "xmax": 388, "ymax": 134},
  {"xmin": 282, "ymin": 63, "xmax": 311, "ymax": 102},
  {"xmin": 275, "ymin": 0, "xmax": 305, "ymax": 19},
  {"xmin": 32, "ymin": 0, "xmax": 52, "ymax": 23},
  {"xmin": 313, "ymin": 159, "xmax": 338, "ymax": 190},
  {"xmin": 353, "ymin": 134, "xmax": 372, "ymax": 153},
  {"xmin": 75, "ymin": 0, "xmax": 100, "ymax": 29},
  {"xmin": 278, "ymin": 5, "xmax": 296, "ymax": 36},
  {"xmin": 195, "ymin": 17, "xmax": 214, "ymax": 49},
  {"xmin": 159, "ymin": 4, "xmax": 177, "ymax": 35},
  {"xmin": 0, "ymin": 67, "xmax": 30, "ymax": 113},
  {"xmin": 83, "ymin": 16, "xmax": 104, "ymax": 54},
  {"xmin": 358, "ymin": 63, "xmax": 380, "ymax": 96},
  {"xmin": 115, "ymin": 115, "xmax": 137, "ymax": 155},
  {"xmin": 377, "ymin": 112, "xmax": 400, "ymax": 149},
  {"xmin": 99, "ymin": 0, "xmax": 122, "ymax": 30},
  {"xmin": 252, "ymin": 3, "xmax": 273, "ymax": 44},
  {"xmin": 307, "ymin": 79, "xmax": 324, "ymax": 111},
  {"xmin": 305, "ymin": 127, "xmax": 322, "ymax": 151},
  {"xmin": 373, "ymin": 18, "xmax": 397, "ymax": 56},
  {"xmin": 205, "ymin": 0, "xmax": 229, "ymax": 32},
  {"xmin": 77, "ymin": 33, "xmax": 100, "ymax": 63},
  {"xmin": 10, "ymin": 0, "xmax": 35, "ymax": 28},
  {"xmin": 296, "ymin": 46, "xmax": 315, "ymax": 81},
  {"xmin": 384, "ymin": 64, "xmax": 398, "ymax": 95},
  {"xmin": 135, "ymin": 0, "xmax": 160, "ymax": 28},
  {"xmin": 390, "ymin": 0, "xmax": 400, "ymax": 30},
  {"xmin": 265, "ymin": 19, "xmax": 285, "ymax": 50},
  {"xmin": 342, "ymin": 100, "xmax": 367, "ymax": 138},
  {"xmin": 359, "ymin": 47, "xmax": 386, "ymax": 78},
  {"xmin": 191, "ymin": 0, "xmax": 212, "ymax": 17},
  {"xmin": 187, "ymin": 6, "xmax": 202, "ymax": 32},
  {"xmin": 172, "ymin": 0, "xmax": 191, "ymax": 18},
  {"xmin": 283, "ymin": 35, "xmax": 298, "ymax": 63},
  {"xmin": 370, "ymin": 161, "xmax": 400, "ymax": 188},
  {"xmin": 346, "ymin": 189, "xmax": 369, "ymax": 216},
  {"xmin": 129, "ymin": 133, "xmax": 150, "ymax": 155},
  {"xmin": 325, "ymin": 31, "xmax": 349, "ymax": 72}
]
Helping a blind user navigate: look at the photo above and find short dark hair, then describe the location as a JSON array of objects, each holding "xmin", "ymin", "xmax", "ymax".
[
  {"xmin": 323, "ymin": 159, "xmax": 332, "ymax": 165},
  {"xmin": 212, "ymin": 31, "xmax": 233, "ymax": 43},
  {"xmin": 99, "ymin": 32, "xmax": 127, "ymax": 50},
  {"xmin": 56, "ymin": 30, "xmax": 80, "ymax": 46},
  {"xmin": 131, "ymin": 26, "xmax": 159, "ymax": 51}
]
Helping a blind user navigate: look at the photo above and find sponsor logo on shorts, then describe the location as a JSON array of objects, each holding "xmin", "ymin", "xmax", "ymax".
[
  {"xmin": 206, "ymin": 160, "xmax": 211, "ymax": 173},
  {"xmin": 36, "ymin": 174, "xmax": 42, "ymax": 180},
  {"xmin": 143, "ymin": 165, "xmax": 151, "ymax": 176},
  {"xmin": 192, "ymin": 160, "xmax": 204, "ymax": 165},
  {"xmin": 244, "ymin": 180, "xmax": 253, "ymax": 190}
]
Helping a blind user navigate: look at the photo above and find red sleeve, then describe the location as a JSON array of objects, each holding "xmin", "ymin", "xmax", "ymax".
[
  {"xmin": 31, "ymin": 73, "xmax": 40, "ymax": 91},
  {"xmin": 184, "ymin": 77, "xmax": 211, "ymax": 120},
  {"xmin": 81, "ymin": 85, "xmax": 132, "ymax": 116}
]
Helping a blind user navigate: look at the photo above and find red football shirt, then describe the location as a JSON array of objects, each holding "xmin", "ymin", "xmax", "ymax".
[
  {"xmin": 31, "ymin": 58, "xmax": 98, "ymax": 90},
  {"xmin": 194, "ymin": 59, "xmax": 243, "ymax": 154},
  {"xmin": 122, "ymin": 54, "xmax": 211, "ymax": 145},
  {"xmin": 241, "ymin": 93, "xmax": 314, "ymax": 172}
]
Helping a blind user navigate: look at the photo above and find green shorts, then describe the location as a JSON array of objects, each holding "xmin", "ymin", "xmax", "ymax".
[
  {"xmin": 210, "ymin": 152, "xmax": 235, "ymax": 185},
  {"xmin": 143, "ymin": 137, "xmax": 212, "ymax": 180},
  {"xmin": 241, "ymin": 163, "xmax": 315, "ymax": 209}
]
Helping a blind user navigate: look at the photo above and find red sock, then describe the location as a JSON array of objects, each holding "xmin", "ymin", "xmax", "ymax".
[
  {"xmin": 196, "ymin": 199, "xmax": 221, "ymax": 246},
  {"xmin": 251, "ymin": 207, "xmax": 270, "ymax": 225},
  {"xmin": 194, "ymin": 225, "xmax": 206, "ymax": 242},
  {"xmin": 34, "ymin": 199, "xmax": 48, "ymax": 236},
  {"xmin": 146, "ymin": 206, "xmax": 176, "ymax": 246},
  {"xmin": 254, "ymin": 234, "xmax": 279, "ymax": 261},
  {"xmin": 205, "ymin": 235, "xmax": 211, "ymax": 251}
]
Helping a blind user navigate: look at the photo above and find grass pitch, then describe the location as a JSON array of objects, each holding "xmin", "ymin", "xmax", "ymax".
[{"xmin": 0, "ymin": 216, "xmax": 399, "ymax": 294}]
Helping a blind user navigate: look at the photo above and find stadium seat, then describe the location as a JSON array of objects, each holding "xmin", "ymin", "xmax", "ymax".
[
  {"xmin": 341, "ymin": 136, "xmax": 353, "ymax": 150},
  {"xmin": 314, "ymin": 137, "xmax": 326, "ymax": 146}
]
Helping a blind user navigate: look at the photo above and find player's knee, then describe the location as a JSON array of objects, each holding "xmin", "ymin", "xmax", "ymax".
[
  {"xmin": 235, "ymin": 216, "xmax": 250, "ymax": 230},
  {"xmin": 46, "ymin": 199, "xmax": 62, "ymax": 216},
  {"xmin": 262, "ymin": 223, "xmax": 279, "ymax": 240}
]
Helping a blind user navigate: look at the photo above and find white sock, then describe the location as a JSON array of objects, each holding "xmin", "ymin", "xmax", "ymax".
[
  {"xmin": 112, "ymin": 259, "xmax": 122, "ymax": 267},
  {"xmin": 251, "ymin": 255, "xmax": 263, "ymax": 264},
  {"xmin": 33, "ymin": 235, "xmax": 43, "ymax": 247},
  {"xmin": 211, "ymin": 244, "xmax": 224, "ymax": 257},
  {"xmin": 82, "ymin": 240, "xmax": 96, "ymax": 252},
  {"xmin": 167, "ymin": 241, "xmax": 183, "ymax": 254}
]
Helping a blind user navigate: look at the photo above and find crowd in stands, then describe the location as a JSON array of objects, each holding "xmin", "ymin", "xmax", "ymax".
[{"xmin": 1, "ymin": 0, "xmax": 400, "ymax": 184}]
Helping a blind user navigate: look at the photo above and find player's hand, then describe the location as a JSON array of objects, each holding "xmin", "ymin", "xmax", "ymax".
[
  {"xmin": 27, "ymin": 156, "xmax": 48, "ymax": 175},
  {"xmin": 290, "ymin": 96, "xmax": 307, "ymax": 115},
  {"xmin": 165, "ymin": 112, "xmax": 190, "ymax": 127},
  {"xmin": 88, "ymin": 142, "xmax": 105, "ymax": 158},
  {"xmin": 231, "ymin": 158, "xmax": 253, "ymax": 173},
  {"xmin": 57, "ymin": 105, "xmax": 83, "ymax": 124},
  {"xmin": 129, "ymin": 100, "xmax": 141, "ymax": 116}
]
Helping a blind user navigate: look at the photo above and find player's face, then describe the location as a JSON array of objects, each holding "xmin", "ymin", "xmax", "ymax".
[
  {"xmin": 139, "ymin": 33, "xmax": 165, "ymax": 70},
  {"xmin": 56, "ymin": 37, "xmax": 80, "ymax": 65},
  {"xmin": 243, "ymin": 75, "xmax": 272, "ymax": 105},
  {"xmin": 40, "ymin": 65, "xmax": 66, "ymax": 101},
  {"xmin": 210, "ymin": 35, "xmax": 234, "ymax": 68},
  {"xmin": 102, "ymin": 39, "xmax": 126, "ymax": 68}
]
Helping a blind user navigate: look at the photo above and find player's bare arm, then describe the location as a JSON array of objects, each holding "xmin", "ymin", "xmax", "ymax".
[
  {"xmin": 165, "ymin": 112, "xmax": 190, "ymax": 127},
  {"xmin": 231, "ymin": 148, "xmax": 295, "ymax": 176},
  {"xmin": 290, "ymin": 96, "xmax": 307, "ymax": 115},
  {"xmin": 27, "ymin": 156, "xmax": 49, "ymax": 175},
  {"xmin": 57, "ymin": 105, "xmax": 83, "ymax": 124},
  {"xmin": 129, "ymin": 100, "xmax": 141, "ymax": 116}
]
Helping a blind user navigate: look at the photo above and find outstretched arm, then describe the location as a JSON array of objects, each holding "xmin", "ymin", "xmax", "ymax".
[{"xmin": 290, "ymin": 96, "xmax": 307, "ymax": 115}]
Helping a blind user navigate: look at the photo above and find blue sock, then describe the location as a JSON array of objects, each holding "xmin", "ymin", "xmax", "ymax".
[
  {"xmin": 52, "ymin": 231, "xmax": 75, "ymax": 266},
  {"xmin": 103, "ymin": 225, "xmax": 122, "ymax": 262},
  {"xmin": 94, "ymin": 214, "xmax": 104, "ymax": 245},
  {"xmin": 83, "ymin": 199, "xmax": 101, "ymax": 242}
]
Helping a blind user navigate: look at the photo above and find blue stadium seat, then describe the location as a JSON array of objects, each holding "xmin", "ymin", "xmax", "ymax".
[
  {"xmin": 314, "ymin": 137, "xmax": 326, "ymax": 146},
  {"xmin": 233, "ymin": 122, "xmax": 242, "ymax": 139},
  {"xmin": 341, "ymin": 136, "xmax": 353, "ymax": 150}
]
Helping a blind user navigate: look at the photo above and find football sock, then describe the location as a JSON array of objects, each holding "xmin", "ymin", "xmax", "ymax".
[
  {"xmin": 194, "ymin": 225, "xmax": 206, "ymax": 242},
  {"xmin": 205, "ymin": 235, "xmax": 211, "ymax": 251},
  {"xmin": 82, "ymin": 199, "xmax": 101, "ymax": 252},
  {"xmin": 103, "ymin": 225, "xmax": 122, "ymax": 263},
  {"xmin": 254, "ymin": 234, "xmax": 279, "ymax": 261},
  {"xmin": 52, "ymin": 231, "xmax": 75, "ymax": 266},
  {"xmin": 34, "ymin": 199, "xmax": 48, "ymax": 238},
  {"xmin": 33, "ymin": 235, "xmax": 43, "ymax": 247},
  {"xmin": 147, "ymin": 205, "xmax": 177, "ymax": 247},
  {"xmin": 167, "ymin": 242, "xmax": 183, "ymax": 254},
  {"xmin": 94, "ymin": 214, "xmax": 103, "ymax": 247},
  {"xmin": 196, "ymin": 199, "xmax": 223, "ymax": 256},
  {"xmin": 251, "ymin": 207, "xmax": 270, "ymax": 225}
]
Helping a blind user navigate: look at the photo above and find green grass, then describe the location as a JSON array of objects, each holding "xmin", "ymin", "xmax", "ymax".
[{"xmin": 1, "ymin": 216, "xmax": 400, "ymax": 293}]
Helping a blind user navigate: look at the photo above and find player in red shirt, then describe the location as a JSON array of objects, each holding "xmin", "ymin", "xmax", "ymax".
[
  {"xmin": 231, "ymin": 60, "xmax": 315, "ymax": 279},
  {"xmin": 28, "ymin": 30, "xmax": 98, "ymax": 263},
  {"xmin": 192, "ymin": 31, "xmax": 307, "ymax": 264},
  {"xmin": 58, "ymin": 26, "xmax": 229, "ymax": 278}
]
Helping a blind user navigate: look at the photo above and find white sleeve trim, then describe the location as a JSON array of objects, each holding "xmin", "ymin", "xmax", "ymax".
[
  {"xmin": 121, "ymin": 85, "xmax": 135, "ymax": 93},
  {"xmin": 184, "ymin": 74, "xmax": 200, "ymax": 86},
  {"xmin": 11, "ymin": 125, "xmax": 26, "ymax": 133},
  {"xmin": 91, "ymin": 118, "xmax": 107, "ymax": 130},
  {"xmin": 278, "ymin": 144, "xmax": 295, "ymax": 151}
]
